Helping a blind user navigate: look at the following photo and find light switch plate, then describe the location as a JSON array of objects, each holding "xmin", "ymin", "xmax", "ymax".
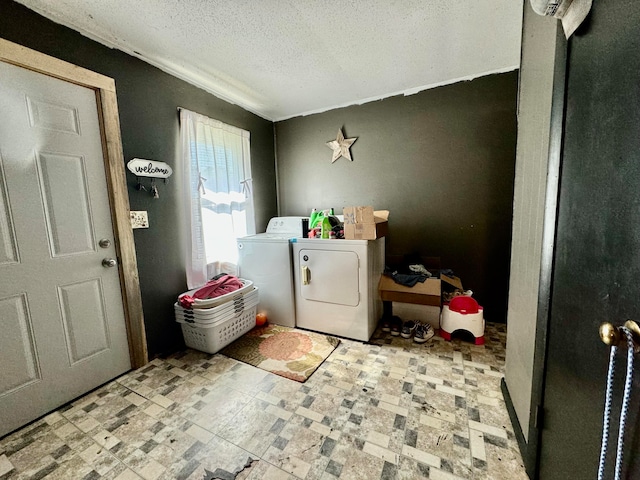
[{"xmin": 130, "ymin": 210, "xmax": 149, "ymax": 229}]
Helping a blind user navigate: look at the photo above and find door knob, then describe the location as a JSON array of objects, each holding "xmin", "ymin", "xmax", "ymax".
[
  {"xmin": 599, "ymin": 320, "xmax": 640, "ymax": 351},
  {"xmin": 102, "ymin": 258, "xmax": 117, "ymax": 268}
]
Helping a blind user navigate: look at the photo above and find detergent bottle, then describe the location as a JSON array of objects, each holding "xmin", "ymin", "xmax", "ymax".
[
  {"xmin": 321, "ymin": 210, "xmax": 331, "ymax": 239},
  {"xmin": 309, "ymin": 208, "xmax": 319, "ymax": 230}
]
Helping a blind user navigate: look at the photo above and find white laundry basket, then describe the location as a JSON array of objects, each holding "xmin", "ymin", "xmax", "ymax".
[
  {"xmin": 178, "ymin": 279, "xmax": 253, "ymax": 309},
  {"xmin": 175, "ymin": 286, "xmax": 259, "ymax": 354}
]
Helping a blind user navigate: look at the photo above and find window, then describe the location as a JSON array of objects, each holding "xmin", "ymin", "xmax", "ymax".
[{"xmin": 179, "ymin": 108, "xmax": 255, "ymax": 288}]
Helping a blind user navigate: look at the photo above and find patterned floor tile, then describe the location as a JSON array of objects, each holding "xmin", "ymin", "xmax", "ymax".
[
  {"xmin": 0, "ymin": 322, "xmax": 526, "ymax": 480},
  {"xmin": 217, "ymin": 398, "xmax": 285, "ymax": 457}
]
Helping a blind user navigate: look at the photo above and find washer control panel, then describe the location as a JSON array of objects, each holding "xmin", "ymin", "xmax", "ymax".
[{"xmin": 265, "ymin": 216, "xmax": 305, "ymax": 235}]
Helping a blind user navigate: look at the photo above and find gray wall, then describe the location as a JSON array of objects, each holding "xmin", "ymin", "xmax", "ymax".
[
  {"xmin": 275, "ymin": 73, "xmax": 518, "ymax": 322},
  {"xmin": 2, "ymin": 0, "xmax": 519, "ymax": 353},
  {"xmin": 505, "ymin": 5, "xmax": 559, "ymax": 440},
  {"xmin": 0, "ymin": 0, "xmax": 278, "ymax": 357}
]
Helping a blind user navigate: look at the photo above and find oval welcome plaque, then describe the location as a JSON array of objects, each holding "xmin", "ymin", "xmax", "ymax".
[{"xmin": 127, "ymin": 158, "xmax": 173, "ymax": 178}]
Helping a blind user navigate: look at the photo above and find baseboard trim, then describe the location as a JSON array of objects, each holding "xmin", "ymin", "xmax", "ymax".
[{"xmin": 501, "ymin": 378, "xmax": 534, "ymax": 478}]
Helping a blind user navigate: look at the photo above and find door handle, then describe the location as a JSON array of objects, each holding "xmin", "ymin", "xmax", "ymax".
[
  {"xmin": 302, "ymin": 265, "xmax": 310, "ymax": 285},
  {"xmin": 102, "ymin": 258, "xmax": 117, "ymax": 268},
  {"xmin": 600, "ymin": 320, "xmax": 640, "ymax": 350}
]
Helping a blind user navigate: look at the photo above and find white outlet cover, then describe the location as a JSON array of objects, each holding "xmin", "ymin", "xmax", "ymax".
[{"xmin": 130, "ymin": 211, "xmax": 149, "ymax": 229}]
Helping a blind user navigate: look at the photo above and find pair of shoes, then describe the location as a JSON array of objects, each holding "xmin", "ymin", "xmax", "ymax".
[
  {"xmin": 401, "ymin": 320, "xmax": 418, "ymax": 338},
  {"xmin": 414, "ymin": 323, "xmax": 435, "ymax": 343},
  {"xmin": 390, "ymin": 316, "xmax": 403, "ymax": 336}
]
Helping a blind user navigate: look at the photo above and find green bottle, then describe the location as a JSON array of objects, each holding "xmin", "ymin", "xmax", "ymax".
[
  {"xmin": 321, "ymin": 211, "xmax": 331, "ymax": 239},
  {"xmin": 309, "ymin": 208, "xmax": 319, "ymax": 229}
]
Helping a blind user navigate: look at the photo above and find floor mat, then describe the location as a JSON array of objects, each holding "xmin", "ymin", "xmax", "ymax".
[{"xmin": 219, "ymin": 324, "xmax": 340, "ymax": 382}]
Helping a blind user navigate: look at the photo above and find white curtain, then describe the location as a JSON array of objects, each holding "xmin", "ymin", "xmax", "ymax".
[{"xmin": 180, "ymin": 108, "xmax": 255, "ymax": 289}]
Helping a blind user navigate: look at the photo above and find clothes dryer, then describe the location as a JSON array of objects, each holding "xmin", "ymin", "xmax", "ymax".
[
  {"xmin": 237, "ymin": 217, "xmax": 305, "ymax": 328},
  {"xmin": 292, "ymin": 237, "xmax": 385, "ymax": 341}
]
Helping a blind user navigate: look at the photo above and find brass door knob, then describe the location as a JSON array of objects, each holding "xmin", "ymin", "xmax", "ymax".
[{"xmin": 599, "ymin": 320, "xmax": 640, "ymax": 351}]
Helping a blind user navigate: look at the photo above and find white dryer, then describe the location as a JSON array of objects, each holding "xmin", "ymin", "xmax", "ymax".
[
  {"xmin": 237, "ymin": 217, "xmax": 305, "ymax": 328},
  {"xmin": 292, "ymin": 237, "xmax": 385, "ymax": 341}
]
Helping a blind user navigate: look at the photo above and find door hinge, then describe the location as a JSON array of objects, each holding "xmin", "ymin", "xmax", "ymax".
[{"xmin": 534, "ymin": 404, "xmax": 544, "ymax": 430}]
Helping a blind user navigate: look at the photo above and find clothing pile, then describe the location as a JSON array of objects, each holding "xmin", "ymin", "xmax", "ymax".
[
  {"xmin": 383, "ymin": 264, "xmax": 433, "ymax": 288},
  {"xmin": 178, "ymin": 273, "xmax": 244, "ymax": 308}
]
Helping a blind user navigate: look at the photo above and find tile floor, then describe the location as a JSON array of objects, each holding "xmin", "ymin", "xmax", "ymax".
[{"xmin": 0, "ymin": 323, "xmax": 528, "ymax": 480}]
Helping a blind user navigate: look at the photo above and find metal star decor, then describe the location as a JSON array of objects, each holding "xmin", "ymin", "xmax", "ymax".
[{"xmin": 326, "ymin": 128, "xmax": 357, "ymax": 163}]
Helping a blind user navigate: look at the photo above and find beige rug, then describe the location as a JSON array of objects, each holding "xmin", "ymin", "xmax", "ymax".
[{"xmin": 220, "ymin": 324, "xmax": 340, "ymax": 382}]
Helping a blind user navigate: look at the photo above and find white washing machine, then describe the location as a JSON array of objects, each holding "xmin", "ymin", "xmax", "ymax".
[
  {"xmin": 292, "ymin": 237, "xmax": 385, "ymax": 341},
  {"xmin": 237, "ymin": 217, "xmax": 305, "ymax": 328}
]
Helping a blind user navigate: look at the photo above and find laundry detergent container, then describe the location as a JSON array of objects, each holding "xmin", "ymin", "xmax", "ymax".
[
  {"xmin": 440, "ymin": 295, "xmax": 485, "ymax": 345},
  {"xmin": 174, "ymin": 283, "xmax": 258, "ymax": 354}
]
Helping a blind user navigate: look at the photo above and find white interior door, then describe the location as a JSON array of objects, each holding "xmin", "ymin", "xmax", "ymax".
[{"xmin": 0, "ymin": 60, "xmax": 131, "ymax": 437}]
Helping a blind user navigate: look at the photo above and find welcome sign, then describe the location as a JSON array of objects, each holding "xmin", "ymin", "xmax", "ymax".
[{"xmin": 127, "ymin": 158, "xmax": 173, "ymax": 178}]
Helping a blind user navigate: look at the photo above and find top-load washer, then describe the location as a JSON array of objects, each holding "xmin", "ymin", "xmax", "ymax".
[
  {"xmin": 292, "ymin": 237, "xmax": 385, "ymax": 341},
  {"xmin": 237, "ymin": 217, "xmax": 305, "ymax": 328}
]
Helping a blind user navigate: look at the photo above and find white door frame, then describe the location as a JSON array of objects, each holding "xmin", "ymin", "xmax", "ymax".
[{"xmin": 0, "ymin": 38, "xmax": 148, "ymax": 368}]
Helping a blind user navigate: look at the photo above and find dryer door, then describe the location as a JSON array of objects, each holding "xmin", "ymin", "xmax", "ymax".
[{"xmin": 298, "ymin": 249, "xmax": 360, "ymax": 306}]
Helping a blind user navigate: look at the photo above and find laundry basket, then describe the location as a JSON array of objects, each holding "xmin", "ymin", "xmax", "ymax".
[
  {"xmin": 175, "ymin": 286, "xmax": 259, "ymax": 354},
  {"xmin": 178, "ymin": 279, "xmax": 254, "ymax": 309}
]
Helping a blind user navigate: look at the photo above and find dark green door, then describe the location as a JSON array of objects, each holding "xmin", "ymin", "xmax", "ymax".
[{"xmin": 539, "ymin": 1, "xmax": 640, "ymax": 478}]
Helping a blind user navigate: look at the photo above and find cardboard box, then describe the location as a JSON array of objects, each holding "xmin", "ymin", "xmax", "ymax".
[
  {"xmin": 378, "ymin": 274, "xmax": 463, "ymax": 308},
  {"xmin": 343, "ymin": 206, "xmax": 389, "ymax": 240},
  {"xmin": 441, "ymin": 273, "xmax": 464, "ymax": 302}
]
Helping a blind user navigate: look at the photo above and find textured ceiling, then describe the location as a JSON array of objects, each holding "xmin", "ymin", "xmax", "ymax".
[{"xmin": 16, "ymin": 0, "xmax": 524, "ymax": 121}]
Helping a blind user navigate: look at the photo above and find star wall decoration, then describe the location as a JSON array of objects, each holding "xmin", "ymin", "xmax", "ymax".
[{"xmin": 326, "ymin": 128, "xmax": 357, "ymax": 163}]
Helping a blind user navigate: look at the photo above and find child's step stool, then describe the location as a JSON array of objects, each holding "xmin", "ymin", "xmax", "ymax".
[{"xmin": 440, "ymin": 296, "xmax": 485, "ymax": 345}]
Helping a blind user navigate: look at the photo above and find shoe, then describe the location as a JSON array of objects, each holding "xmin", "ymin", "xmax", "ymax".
[
  {"xmin": 414, "ymin": 323, "xmax": 434, "ymax": 343},
  {"xmin": 401, "ymin": 320, "xmax": 418, "ymax": 338},
  {"xmin": 390, "ymin": 316, "xmax": 403, "ymax": 336},
  {"xmin": 381, "ymin": 316, "xmax": 391, "ymax": 332},
  {"xmin": 409, "ymin": 264, "xmax": 432, "ymax": 276}
]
